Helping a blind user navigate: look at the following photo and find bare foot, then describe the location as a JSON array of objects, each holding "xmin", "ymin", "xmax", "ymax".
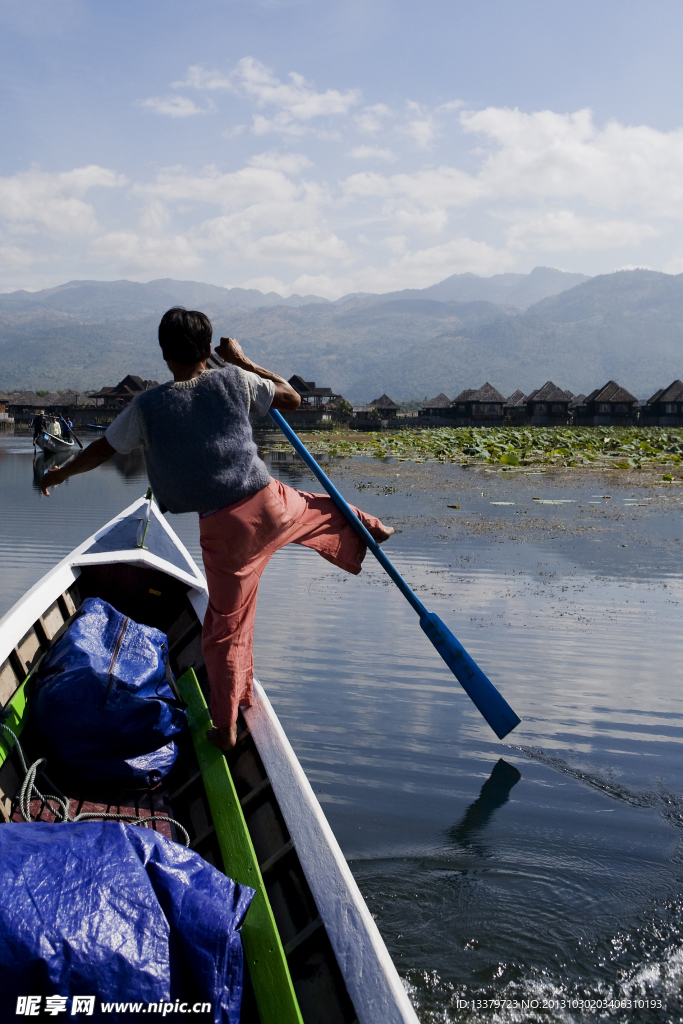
[
  {"xmin": 369, "ymin": 524, "xmax": 395, "ymax": 543},
  {"xmin": 207, "ymin": 724, "xmax": 237, "ymax": 753}
]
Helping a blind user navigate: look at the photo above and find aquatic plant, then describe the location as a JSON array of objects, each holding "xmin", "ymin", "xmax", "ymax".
[{"xmin": 266, "ymin": 426, "xmax": 683, "ymax": 469}]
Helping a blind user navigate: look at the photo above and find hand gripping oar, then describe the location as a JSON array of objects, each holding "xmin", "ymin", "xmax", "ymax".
[{"xmin": 268, "ymin": 409, "xmax": 521, "ymax": 739}]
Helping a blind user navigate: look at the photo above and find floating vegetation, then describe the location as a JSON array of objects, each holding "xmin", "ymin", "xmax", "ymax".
[{"xmin": 268, "ymin": 426, "xmax": 683, "ymax": 470}]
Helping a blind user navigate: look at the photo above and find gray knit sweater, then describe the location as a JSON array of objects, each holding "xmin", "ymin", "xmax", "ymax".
[{"xmin": 133, "ymin": 366, "xmax": 271, "ymax": 514}]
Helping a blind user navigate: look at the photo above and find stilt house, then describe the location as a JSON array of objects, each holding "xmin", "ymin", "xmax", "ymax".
[
  {"xmin": 643, "ymin": 380, "xmax": 683, "ymax": 426},
  {"xmin": 420, "ymin": 393, "xmax": 453, "ymax": 418},
  {"xmin": 525, "ymin": 381, "xmax": 572, "ymax": 425},
  {"xmin": 90, "ymin": 375, "xmax": 159, "ymax": 412},
  {"xmin": 583, "ymin": 381, "xmax": 639, "ymax": 425},
  {"xmin": 504, "ymin": 390, "xmax": 527, "ymax": 424}
]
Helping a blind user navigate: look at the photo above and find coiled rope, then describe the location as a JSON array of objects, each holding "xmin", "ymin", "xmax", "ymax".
[{"xmin": 0, "ymin": 723, "xmax": 190, "ymax": 847}]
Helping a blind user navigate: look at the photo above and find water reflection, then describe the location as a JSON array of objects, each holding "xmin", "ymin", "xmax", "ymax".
[
  {"xmin": 444, "ymin": 758, "xmax": 521, "ymax": 852},
  {"xmin": 105, "ymin": 448, "xmax": 147, "ymax": 480},
  {"xmin": 30, "ymin": 444, "xmax": 148, "ymax": 489},
  {"xmin": 31, "ymin": 449, "xmax": 74, "ymax": 492}
]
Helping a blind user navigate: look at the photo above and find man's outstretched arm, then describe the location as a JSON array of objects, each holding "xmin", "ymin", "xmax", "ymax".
[
  {"xmin": 41, "ymin": 436, "xmax": 116, "ymax": 496},
  {"xmin": 215, "ymin": 337, "xmax": 301, "ymax": 411}
]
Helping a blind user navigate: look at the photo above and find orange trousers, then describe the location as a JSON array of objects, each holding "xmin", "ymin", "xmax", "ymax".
[{"xmin": 199, "ymin": 478, "xmax": 387, "ymax": 728}]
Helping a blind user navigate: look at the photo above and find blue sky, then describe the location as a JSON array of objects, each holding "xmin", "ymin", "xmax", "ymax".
[{"xmin": 2, "ymin": 0, "xmax": 683, "ymax": 296}]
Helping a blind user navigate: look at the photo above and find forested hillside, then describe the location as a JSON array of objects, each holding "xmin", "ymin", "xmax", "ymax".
[{"xmin": 1, "ymin": 269, "xmax": 681, "ymax": 401}]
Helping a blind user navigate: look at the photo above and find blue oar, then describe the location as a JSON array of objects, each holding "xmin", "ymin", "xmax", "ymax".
[{"xmin": 268, "ymin": 409, "xmax": 521, "ymax": 739}]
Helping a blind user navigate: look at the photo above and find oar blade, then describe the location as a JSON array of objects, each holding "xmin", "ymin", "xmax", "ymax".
[{"xmin": 420, "ymin": 612, "xmax": 521, "ymax": 739}]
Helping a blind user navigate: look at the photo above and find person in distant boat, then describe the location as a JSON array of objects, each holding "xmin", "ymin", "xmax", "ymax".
[
  {"xmin": 41, "ymin": 307, "xmax": 394, "ymax": 752},
  {"xmin": 32, "ymin": 411, "xmax": 45, "ymax": 444}
]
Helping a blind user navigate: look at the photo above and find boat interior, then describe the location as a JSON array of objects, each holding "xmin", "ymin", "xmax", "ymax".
[{"xmin": 0, "ymin": 554, "xmax": 359, "ymax": 1024}]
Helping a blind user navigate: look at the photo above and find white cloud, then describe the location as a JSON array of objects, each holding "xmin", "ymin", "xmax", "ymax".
[
  {"xmin": 139, "ymin": 200, "xmax": 170, "ymax": 233},
  {"xmin": 235, "ymin": 58, "xmax": 360, "ymax": 119},
  {"xmin": 133, "ymin": 165, "xmax": 301, "ymax": 209},
  {"xmin": 400, "ymin": 101, "xmax": 438, "ymax": 149},
  {"xmin": 176, "ymin": 57, "xmax": 360, "ymax": 138},
  {"xmin": 267, "ymin": 238, "xmax": 512, "ymax": 298},
  {"xmin": 244, "ymin": 228, "xmax": 350, "ymax": 267},
  {"xmin": 222, "ymin": 124, "xmax": 246, "ymax": 139},
  {"xmin": 437, "ymin": 100, "xmax": 466, "ymax": 113},
  {"xmin": 248, "ymin": 152, "xmax": 313, "ymax": 174},
  {"xmin": 342, "ymin": 166, "xmax": 481, "ymax": 206},
  {"xmin": 174, "ymin": 66, "xmax": 232, "ymax": 91},
  {"xmin": 10, "ymin": 95, "xmax": 683, "ymax": 297},
  {"xmin": 390, "ymin": 203, "xmax": 449, "ymax": 235},
  {"xmin": 383, "ymin": 235, "xmax": 407, "ymax": 253},
  {"xmin": 137, "ymin": 95, "xmax": 208, "ymax": 118},
  {"xmin": 0, "ymin": 165, "xmax": 125, "ymax": 235},
  {"xmin": 287, "ymin": 272, "xmax": 356, "ymax": 298},
  {"xmin": 89, "ymin": 231, "xmax": 204, "ymax": 274},
  {"xmin": 236, "ymin": 276, "xmax": 288, "ymax": 295},
  {"xmin": 125, "ymin": 163, "xmax": 342, "ymax": 275},
  {"xmin": 341, "ymin": 106, "xmax": 683, "ymax": 244},
  {"xmin": 284, "ymin": 239, "xmax": 513, "ymax": 298},
  {"xmin": 0, "ymin": 243, "xmax": 36, "ymax": 270},
  {"xmin": 459, "ymin": 106, "xmax": 683, "ymax": 214},
  {"xmin": 251, "ymin": 114, "xmax": 310, "ymax": 138},
  {"xmin": 360, "ymin": 237, "xmax": 514, "ymax": 291},
  {"xmin": 350, "ymin": 146, "xmax": 395, "ymax": 162},
  {"xmin": 355, "ymin": 104, "xmax": 392, "ymax": 134},
  {"xmin": 507, "ymin": 210, "xmax": 659, "ymax": 251}
]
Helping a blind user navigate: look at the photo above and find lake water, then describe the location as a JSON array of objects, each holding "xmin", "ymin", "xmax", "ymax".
[{"xmin": 2, "ymin": 428, "xmax": 683, "ymax": 1022}]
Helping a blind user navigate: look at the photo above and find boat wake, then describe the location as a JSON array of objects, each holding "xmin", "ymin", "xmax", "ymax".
[
  {"xmin": 508, "ymin": 744, "xmax": 683, "ymax": 831},
  {"xmin": 403, "ymin": 889, "xmax": 683, "ymax": 1021}
]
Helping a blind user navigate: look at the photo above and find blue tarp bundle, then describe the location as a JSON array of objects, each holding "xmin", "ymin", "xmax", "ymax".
[
  {"xmin": 32, "ymin": 597, "xmax": 187, "ymax": 785},
  {"xmin": 0, "ymin": 821, "xmax": 254, "ymax": 1022}
]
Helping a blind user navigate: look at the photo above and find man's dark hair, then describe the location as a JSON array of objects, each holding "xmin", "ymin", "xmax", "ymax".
[{"xmin": 158, "ymin": 307, "xmax": 213, "ymax": 365}]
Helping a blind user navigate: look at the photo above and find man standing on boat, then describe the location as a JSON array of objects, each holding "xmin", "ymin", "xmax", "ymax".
[
  {"xmin": 42, "ymin": 307, "xmax": 393, "ymax": 751},
  {"xmin": 45, "ymin": 415, "xmax": 60, "ymax": 438},
  {"xmin": 32, "ymin": 410, "xmax": 45, "ymax": 445},
  {"xmin": 58, "ymin": 414, "xmax": 73, "ymax": 440}
]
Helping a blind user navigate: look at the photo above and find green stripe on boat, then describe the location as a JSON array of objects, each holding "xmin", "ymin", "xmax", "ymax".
[
  {"xmin": 0, "ymin": 676, "xmax": 33, "ymax": 771},
  {"xmin": 175, "ymin": 669, "xmax": 304, "ymax": 1024}
]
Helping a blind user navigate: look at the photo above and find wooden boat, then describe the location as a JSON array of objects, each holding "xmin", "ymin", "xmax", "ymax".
[
  {"xmin": 86, "ymin": 423, "xmax": 108, "ymax": 430},
  {"xmin": 37, "ymin": 430, "xmax": 75, "ymax": 454},
  {"xmin": 0, "ymin": 495, "xmax": 419, "ymax": 1024}
]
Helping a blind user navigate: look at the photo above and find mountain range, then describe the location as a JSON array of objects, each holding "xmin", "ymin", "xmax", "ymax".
[{"xmin": 0, "ymin": 267, "xmax": 681, "ymax": 402}]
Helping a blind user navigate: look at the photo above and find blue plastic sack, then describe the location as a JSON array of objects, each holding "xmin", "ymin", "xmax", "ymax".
[
  {"xmin": 32, "ymin": 597, "xmax": 187, "ymax": 785},
  {"xmin": 0, "ymin": 821, "xmax": 254, "ymax": 1023}
]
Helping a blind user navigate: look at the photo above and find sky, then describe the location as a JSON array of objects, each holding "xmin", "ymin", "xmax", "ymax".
[{"xmin": 2, "ymin": 0, "xmax": 683, "ymax": 297}]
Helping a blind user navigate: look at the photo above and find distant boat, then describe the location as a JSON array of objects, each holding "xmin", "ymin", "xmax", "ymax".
[
  {"xmin": 86, "ymin": 423, "xmax": 108, "ymax": 430},
  {"xmin": 0, "ymin": 495, "xmax": 418, "ymax": 1024},
  {"xmin": 36, "ymin": 431, "xmax": 75, "ymax": 454}
]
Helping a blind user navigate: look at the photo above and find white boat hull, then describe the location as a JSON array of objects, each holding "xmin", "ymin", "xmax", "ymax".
[
  {"xmin": 0, "ymin": 495, "xmax": 419, "ymax": 1024},
  {"xmin": 37, "ymin": 431, "xmax": 75, "ymax": 454}
]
